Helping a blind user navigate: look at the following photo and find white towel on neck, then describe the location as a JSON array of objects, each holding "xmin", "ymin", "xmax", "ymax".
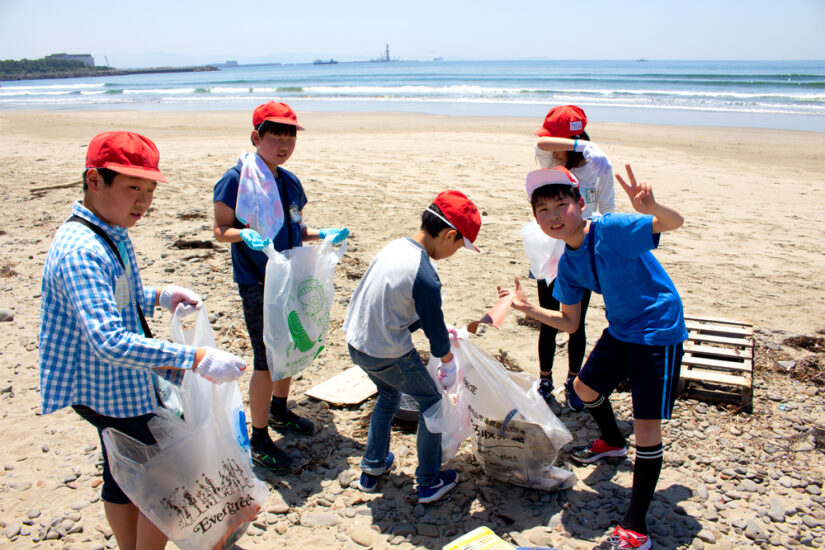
[{"xmin": 235, "ymin": 151, "xmax": 284, "ymax": 240}]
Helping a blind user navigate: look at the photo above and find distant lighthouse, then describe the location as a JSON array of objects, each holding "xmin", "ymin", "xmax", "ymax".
[{"xmin": 370, "ymin": 44, "xmax": 393, "ymax": 63}]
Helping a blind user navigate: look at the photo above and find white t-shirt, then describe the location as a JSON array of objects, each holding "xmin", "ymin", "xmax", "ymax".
[{"xmin": 571, "ymin": 162, "xmax": 615, "ymax": 219}]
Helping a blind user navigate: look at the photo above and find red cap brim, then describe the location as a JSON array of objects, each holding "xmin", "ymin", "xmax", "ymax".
[
  {"xmin": 260, "ymin": 117, "xmax": 305, "ymax": 131},
  {"xmin": 104, "ymin": 163, "xmax": 168, "ymax": 183}
]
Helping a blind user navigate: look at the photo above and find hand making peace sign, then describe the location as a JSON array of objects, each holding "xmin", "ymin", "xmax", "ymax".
[{"xmin": 615, "ymin": 164, "xmax": 656, "ymax": 215}]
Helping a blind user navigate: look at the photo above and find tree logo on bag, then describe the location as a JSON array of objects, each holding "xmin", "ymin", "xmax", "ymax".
[
  {"xmin": 297, "ymin": 278, "xmax": 324, "ymax": 323},
  {"xmin": 286, "ymin": 277, "xmax": 329, "ymax": 355},
  {"xmin": 159, "ymin": 458, "xmax": 258, "ymax": 530}
]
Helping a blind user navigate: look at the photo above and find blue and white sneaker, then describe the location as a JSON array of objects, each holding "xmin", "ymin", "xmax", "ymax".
[
  {"xmin": 565, "ymin": 376, "xmax": 586, "ymax": 412},
  {"xmin": 357, "ymin": 452, "xmax": 395, "ymax": 492},
  {"xmin": 417, "ymin": 469, "xmax": 458, "ymax": 503}
]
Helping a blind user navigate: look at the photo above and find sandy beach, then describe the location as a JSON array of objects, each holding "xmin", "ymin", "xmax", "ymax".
[{"xmin": 1, "ymin": 110, "xmax": 824, "ymax": 549}]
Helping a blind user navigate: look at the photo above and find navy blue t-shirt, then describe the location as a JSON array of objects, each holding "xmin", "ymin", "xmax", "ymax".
[
  {"xmin": 213, "ymin": 164, "xmax": 308, "ymax": 285},
  {"xmin": 553, "ymin": 213, "xmax": 687, "ymax": 346}
]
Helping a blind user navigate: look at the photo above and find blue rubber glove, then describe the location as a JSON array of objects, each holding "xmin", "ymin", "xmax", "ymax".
[
  {"xmin": 318, "ymin": 227, "xmax": 349, "ymax": 244},
  {"xmin": 240, "ymin": 228, "xmax": 271, "ymax": 251}
]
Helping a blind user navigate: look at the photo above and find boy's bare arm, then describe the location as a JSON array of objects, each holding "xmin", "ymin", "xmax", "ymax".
[
  {"xmin": 615, "ymin": 164, "xmax": 683, "ymax": 234},
  {"xmin": 497, "ymin": 277, "xmax": 582, "ymax": 333},
  {"xmin": 299, "ymin": 209, "xmax": 322, "ymax": 242},
  {"xmin": 213, "ymin": 201, "xmax": 243, "ymax": 243},
  {"xmin": 536, "ymin": 136, "xmax": 578, "ymax": 152}
]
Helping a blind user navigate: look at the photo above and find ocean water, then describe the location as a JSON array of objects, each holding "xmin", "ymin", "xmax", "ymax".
[{"xmin": 1, "ymin": 60, "xmax": 823, "ymax": 131}]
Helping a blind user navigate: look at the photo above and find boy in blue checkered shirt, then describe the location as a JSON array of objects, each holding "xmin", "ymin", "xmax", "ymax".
[{"xmin": 39, "ymin": 131, "xmax": 246, "ymax": 549}]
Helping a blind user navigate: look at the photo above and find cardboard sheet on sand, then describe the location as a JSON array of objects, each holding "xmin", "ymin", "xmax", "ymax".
[{"xmin": 305, "ymin": 365, "xmax": 377, "ymax": 405}]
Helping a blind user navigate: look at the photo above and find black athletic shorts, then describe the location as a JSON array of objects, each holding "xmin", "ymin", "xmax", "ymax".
[
  {"xmin": 238, "ymin": 282, "xmax": 269, "ymax": 372},
  {"xmin": 72, "ymin": 405, "xmax": 156, "ymax": 504},
  {"xmin": 577, "ymin": 329, "xmax": 683, "ymax": 420}
]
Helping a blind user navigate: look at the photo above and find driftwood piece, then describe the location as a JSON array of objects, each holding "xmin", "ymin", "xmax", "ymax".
[{"xmin": 29, "ymin": 180, "xmax": 83, "ymax": 193}]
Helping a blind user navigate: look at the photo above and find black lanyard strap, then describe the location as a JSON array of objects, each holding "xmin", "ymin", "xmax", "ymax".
[{"xmin": 67, "ymin": 215, "xmax": 154, "ymax": 339}]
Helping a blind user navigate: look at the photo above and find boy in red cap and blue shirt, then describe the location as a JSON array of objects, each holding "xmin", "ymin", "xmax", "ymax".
[
  {"xmin": 499, "ymin": 165, "xmax": 686, "ymax": 549},
  {"xmin": 40, "ymin": 131, "xmax": 247, "ymax": 549},
  {"xmin": 343, "ymin": 190, "xmax": 481, "ymax": 503},
  {"xmin": 213, "ymin": 101, "xmax": 348, "ymax": 473}
]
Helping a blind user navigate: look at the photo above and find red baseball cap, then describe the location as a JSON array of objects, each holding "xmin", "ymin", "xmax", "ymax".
[
  {"xmin": 534, "ymin": 105, "xmax": 587, "ymax": 138},
  {"xmin": 525, "ymin": 167, "xmax": 579, "ymax": 200},
  {"xmin": 252, "ymin": 101, "xmax": 305, "ymax": 130},
  {"xmin": 431, "ymin": 190, "xmax": 482, "ymax": 253},
  {"xmin": 85, "ymin": 131, "xmax": 168, "ymax": 182}
]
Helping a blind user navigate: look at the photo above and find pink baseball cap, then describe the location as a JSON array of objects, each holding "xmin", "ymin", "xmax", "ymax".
[
  {"xmin": 525, "ymin": 167, "xmax": 579, "ymax": 200},
  {"xmin": 535, "ymin": 105, "xmax": 587, "ymax": 138},
  {"xmin": 85, "ymin": 131, "xmax": 168, "ymax": 182},
  {"xmin": 431, "ymin": 190, "xmax": 482, "ymax": 252},
  {"xmin": 253, "ymin": 101, "xmax": 305, "ymax": 130}
]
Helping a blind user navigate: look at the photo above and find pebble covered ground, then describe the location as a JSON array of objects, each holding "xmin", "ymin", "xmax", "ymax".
[
  {"xmin": 2, "ymin": 232, "xmax": 824, "ymax": 549},
  {"xmin": 1, "ymin": 110, "xmax": 824, "ymax": 549}
]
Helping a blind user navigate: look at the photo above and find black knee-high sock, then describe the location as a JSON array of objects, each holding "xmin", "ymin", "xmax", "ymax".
[
  {"xmin": 583, "ymin": 395, "xmax": 626, "ymax": 448},
  {"xmin": 621, "ymin": 443, "xmax": 664, "ymax": 535}
]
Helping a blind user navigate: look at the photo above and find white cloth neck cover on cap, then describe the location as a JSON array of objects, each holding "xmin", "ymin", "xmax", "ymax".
[{"xmin": 426, "ymin": 207, "xmax": 458, "ymax": 233}]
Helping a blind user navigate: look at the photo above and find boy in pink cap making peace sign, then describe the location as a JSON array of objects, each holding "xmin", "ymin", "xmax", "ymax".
[{"xmin": 499, "ymin": 164, "xmax": 686, "ymax": 550}]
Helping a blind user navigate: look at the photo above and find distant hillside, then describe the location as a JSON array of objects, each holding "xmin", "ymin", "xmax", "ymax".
[{"xmin": 0, "ymin": 57, "xmax": 217, "ymax": 81}]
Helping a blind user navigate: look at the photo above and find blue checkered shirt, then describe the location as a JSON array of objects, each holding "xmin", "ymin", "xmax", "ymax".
[{"xmin": 39, "ymin": 202, "xmax": 195, "ymax": 417}]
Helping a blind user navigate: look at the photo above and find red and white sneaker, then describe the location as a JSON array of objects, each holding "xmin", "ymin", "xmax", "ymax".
[
  {"xmin": 598, "ymin": 526, "xmax": 651, "ymax": 549},
  {"xmin": 570, "ymin": 438, "xmax": 627, "ymax": 463}
]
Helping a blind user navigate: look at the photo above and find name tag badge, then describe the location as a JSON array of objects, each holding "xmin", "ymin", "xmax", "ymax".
[
  {"xmin": 584, "ymin": 188, "xmax": 597, "ymax": 204},
  {"xmin": 114, "ymin": 274, "xmax": 130, "ymax": 310},
  {"xmin": 289, "ymin": 205, "xmax": 302, "ymax": 224}
]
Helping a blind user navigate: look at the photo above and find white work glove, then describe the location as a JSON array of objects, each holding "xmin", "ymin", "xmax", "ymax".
[
  {"xmin": 194, "ymin": 348, "xmax": 247, "ymax": 384},
  {"xmin": 436, "ymin": 357, "xmax": 458, "ymax": 390},
  {"xmin": 574, "ymin": 140, "xmax": 612, "ymax": 176},
  {"xmin": 159, "ymin": 285, "xmax": 202, "ymax": 317},
  {"xmin": 446, "ymin": 324, "xmax": 461, "ymax": 347},
  {"xmin": 534, "ymin": 142, "xmax": 556, "ymax": 169}
]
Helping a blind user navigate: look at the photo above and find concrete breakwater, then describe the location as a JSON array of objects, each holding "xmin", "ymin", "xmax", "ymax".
[{"xmin": 1, "ymin": 65, "xmax": 218, "ymax": 81}]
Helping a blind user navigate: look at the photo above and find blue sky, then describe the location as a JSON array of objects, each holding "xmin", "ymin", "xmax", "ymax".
[{"xmin": 1, "ymin": 0, "xmax": 824, "ymax": 67}]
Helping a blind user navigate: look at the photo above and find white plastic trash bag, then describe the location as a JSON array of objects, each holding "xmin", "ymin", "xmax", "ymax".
[
  {"xmin": 263, "ymin": 237, "xmax": 346, "ymax": 380},
  {"xmin": 452, "ymin": 328, "xmax": 574, "ymax": 490},
  {"xmin": 521, "ymin": 221, "xmax": 565, "ymax": 284},
  {"xmin": 170, "ymin": 308, "xmax": 251, "ymax": 456},
  {"xmin": 421, "ymin": 352, "xmax": 472, "ymax": 461},
  {"xmin": 102, "ymin": 308, "xmax": 267, "ymax": 550}
]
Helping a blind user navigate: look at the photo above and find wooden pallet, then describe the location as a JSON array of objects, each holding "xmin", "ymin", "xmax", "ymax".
[{"xmin": 678, "ymin": 315, "xmax": 754, "ymax": 408}]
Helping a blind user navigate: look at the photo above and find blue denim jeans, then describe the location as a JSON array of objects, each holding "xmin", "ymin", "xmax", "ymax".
[{"xmin": 348, "ymin": 344, "xmax": 443, "ymax": 486}]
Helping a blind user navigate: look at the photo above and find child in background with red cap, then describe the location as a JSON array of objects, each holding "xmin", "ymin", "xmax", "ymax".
[
  {"xmin": 213, "ymin": 101, "xmax": 348, "ymax": 474},
  {"xmin": 499, "ymin": 165, "xmax": 686, "ymax": 550},
  {"xmin": 530, "ymin": 105, "xmax": 616, "ymax": 412},
  {"xmin": 343, "ymin": 190, "xmax": 481, "ymax": 504},
  {"xmin": 40, "ymin": 131, "xmax": 247, "ymax": 549}
]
